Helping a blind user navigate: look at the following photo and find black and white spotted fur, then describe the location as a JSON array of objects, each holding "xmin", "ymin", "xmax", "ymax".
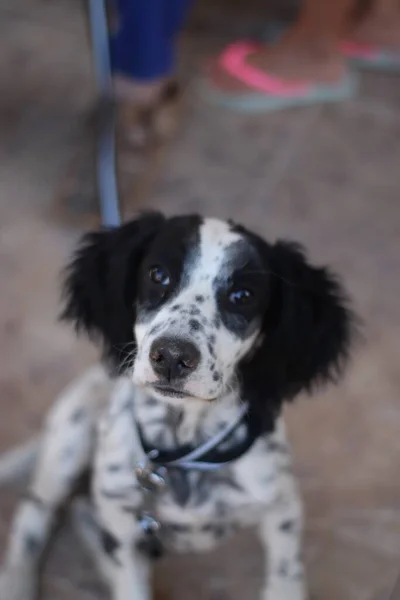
[{"xmin": 0, "ymin": 213, "xmax": 354, "ymax": 600}]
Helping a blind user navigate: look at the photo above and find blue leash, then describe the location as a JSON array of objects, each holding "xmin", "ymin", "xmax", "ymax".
[{"xmin": 88, "ymin": 0, "xmax": 121, "ymax": 227}]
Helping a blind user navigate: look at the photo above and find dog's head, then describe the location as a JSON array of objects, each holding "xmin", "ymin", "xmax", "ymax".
[{"xmin": 62, "ymin": 213, "xmax": 354, "ymax": 427}]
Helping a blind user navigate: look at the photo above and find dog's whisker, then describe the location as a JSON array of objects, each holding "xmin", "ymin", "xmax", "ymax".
[{"xmin": 117, "ymin": 348, "xmax": 137, "ymax": 375}]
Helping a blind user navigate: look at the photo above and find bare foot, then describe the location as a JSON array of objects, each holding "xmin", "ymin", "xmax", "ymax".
[
  {"xmin": 350, "ymin": 11, "xmax": 400, "ymax": 48},
  {"xmin": 206, "ymin": 37, "xmax": 347, "ymax": 94},
  {"xmin": 114, "ymin": 76, "xmax": 180, "ymax": 147},
  {"xmin": 113, "ymin": 75, "xmax": 168, "ymax": 146}
]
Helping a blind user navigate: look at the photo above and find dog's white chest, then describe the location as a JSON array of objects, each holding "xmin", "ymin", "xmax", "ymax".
[
  {"xmin": 97, "ymin": 385, "xmax": 287, "ymax": 554},
  {"xmin": 136, "ymin": 439, "xmax": 277, "ymax": 553}
]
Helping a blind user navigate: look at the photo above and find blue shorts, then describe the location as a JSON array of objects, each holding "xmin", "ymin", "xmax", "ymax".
[{"xmin": 110, "ymin": 0, "xmax": 193, "ymax": 81}]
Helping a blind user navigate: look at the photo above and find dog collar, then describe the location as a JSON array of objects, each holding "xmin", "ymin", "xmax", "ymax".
[{"xmin": 136, "ymin": 401, "xmax": 259, "ymax": 471}]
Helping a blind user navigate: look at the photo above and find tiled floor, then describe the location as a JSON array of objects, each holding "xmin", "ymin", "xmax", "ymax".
[{"xmin": 1, "ymin": 1, "xmax": 400, "ymax": 599}]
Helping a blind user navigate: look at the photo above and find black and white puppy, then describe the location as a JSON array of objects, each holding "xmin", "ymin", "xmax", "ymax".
[{"xmin": 0, "ymin": 213, "xmax": 354, "ymax": 600}]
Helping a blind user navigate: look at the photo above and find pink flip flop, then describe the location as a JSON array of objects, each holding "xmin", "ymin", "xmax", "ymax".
[
  {"xmin": 200, "ymin": 41, "xmax": 357, "ymax": 113},
  {"xmin": 341, "ymin": 40, "xmax": 400, "ymax": 72},
  {"xmin": 218, "ymin": 41, "xmax": 310, "ymax": 96}
]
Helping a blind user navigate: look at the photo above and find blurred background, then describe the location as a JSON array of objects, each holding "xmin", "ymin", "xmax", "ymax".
[{"xmin": 0, "ymin": 0, "xmax": 400, "ymax": 598}]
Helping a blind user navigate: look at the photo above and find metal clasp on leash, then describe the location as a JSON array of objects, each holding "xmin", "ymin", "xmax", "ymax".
[
  {"xmin": 135, "ymin": 455, "xmax": 166, "ymax": 492},
  {"xmin": 134, "ymin": 453, "xmax": 166, "ymax": 558}
]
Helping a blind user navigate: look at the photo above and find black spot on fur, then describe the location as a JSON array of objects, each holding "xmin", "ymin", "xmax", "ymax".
[
  {"xmin": 280, "ymin": 519, "xmax": 296, "ymax": 533},
  {"xmin": 201, "ymin": 524, "xmax": 226, "ymax": 539},
  {"xmin": 167, "ymin": 523, "xmax": 191, "ymax": 533},
  {"xmin": 167, "ymin": 470, "xmax": 191, "ymax": 506},
  {"xmin": 213, "ymin": 371, "xmax": 221, "ymax": 382},
  {"xmin": 213, "ymin": 316, "xmax": 221, "ymax": 330},
  {"xmin": 100, "ymin": 528, "xmax": 121, "ymax": 563},
  {"xmin": 24, "ymin": 533, "xmax": 41, "ymax": 557},
  {"xmin": 279, "ymin": 464, "xmax": 294, "ymax": 475},
  {"xmin": 277, "ymin": 560, "xmax": 290, "ymax": 577},
  {"xmin": 149, "ymin": 323, "xmax": 163, "ymax": 336},
  {"xmin": 145, "ymin": 396, "xmax": 158, "ymax": 407},
  {"xmin": 266, "ymin": 440, "xmax": 288, "ymax": 454},
  {"xmin": 195, "ymin": 295, "xmax": 204, "ymax": 303},
  {"xmin": 136, "ymin": 534, "xmax": 164, "ymax": 559},
  {"xmin": 70, "ymin": 407, "xmax": 86, "ymax": 423},
  {"xmin": 189, "ymin": 319, "xmax": 202, "ymax": 332},
  {"xmin": 100, "ymin": 488, "xmax": 128, "ymax": 500},
  {"xmin": 214, "ymin": 525, "xmax": 226, "ymax": 538},
  {"xmin": 189, "ymin": 306, "xmax": 201, "ymax": 316},
  {"xmin": 215, "ymin": 501, "xmax": 227, "ymax": 518},
  {"xmin": 107, "ymin": 464, "xmax": 121, "ymax": 473},
  {"xmin": 122, "ymin": 504, "xmax": 138, "ymax": 514},
  {"xmin": 207, "ymin": 343, "xmax": 216, "ymax": 358}
]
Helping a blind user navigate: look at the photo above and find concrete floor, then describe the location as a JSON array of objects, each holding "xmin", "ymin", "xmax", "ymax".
[{"xmin": 1, "ymin": 1, "xmax": 400, "ymax": 599}]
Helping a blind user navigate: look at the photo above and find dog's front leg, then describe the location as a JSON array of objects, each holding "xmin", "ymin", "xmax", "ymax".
[
  {"xmin": 0, "ymin": 367, "xmax": 106, "ymax": 600},
  {"xmin": 94, "ymin": 501, "xmax": 151, "ymax": 600},
  {"xmin": 259, "ymin": 433, "xmax": 307, "ymax": 600},
  {"xmin": 93, "ymin": 379, "xmax": 152, "ymax": 600}
]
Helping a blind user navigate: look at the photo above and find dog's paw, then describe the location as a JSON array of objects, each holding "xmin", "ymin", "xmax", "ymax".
[{"xmin": 0, "ymin": 566, "xmax": 37, "ymax": 600}]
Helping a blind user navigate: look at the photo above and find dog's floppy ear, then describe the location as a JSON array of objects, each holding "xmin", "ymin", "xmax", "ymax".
[
  {"xmin": 61, "ymin": 212, "xmax": 165, "ymax": 368},
  {"xmin": 241, "ymin": 240, "xmax": 355, "ymax": 428}
]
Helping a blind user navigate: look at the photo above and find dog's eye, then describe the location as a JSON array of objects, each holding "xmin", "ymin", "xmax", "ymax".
[
  {"xmin": 228, "ymin": 289, "xmax": 253, "ymax": 305},
  {"xmin": 149, "ymin": 266, "xmax": 170, "ymax": 286}
]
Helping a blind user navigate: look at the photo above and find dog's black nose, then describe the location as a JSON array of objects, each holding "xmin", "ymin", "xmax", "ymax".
[{"xmin": 150, "ymin": 337, "xmax": 200, "ymax": 381}]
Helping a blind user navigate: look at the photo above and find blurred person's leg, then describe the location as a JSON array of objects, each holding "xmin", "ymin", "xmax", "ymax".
[
  {"xmin": 111, "ymin": 0, "xmax": 192, "ymax": 122},
  {"xmin": 111, "ymin": 0, "xmax": 193, "ymax": 149},
  {"xmin": 204, "ymin": 0, "xmax": 400, "ymax": 104},
  {"xmin": 206, "ymin": 0, "xmax": 354, "ymax": 92},
  {"xmin": 350, "ymin": 0, "xmax": 400, "ymax": 47},
  {"xmin": 57, "ymin": 0, "xmax": 193, "ymax": 222},
  {"xmin": 111, "ymin": 0, "xmax": 191, "ymax": 93}
]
